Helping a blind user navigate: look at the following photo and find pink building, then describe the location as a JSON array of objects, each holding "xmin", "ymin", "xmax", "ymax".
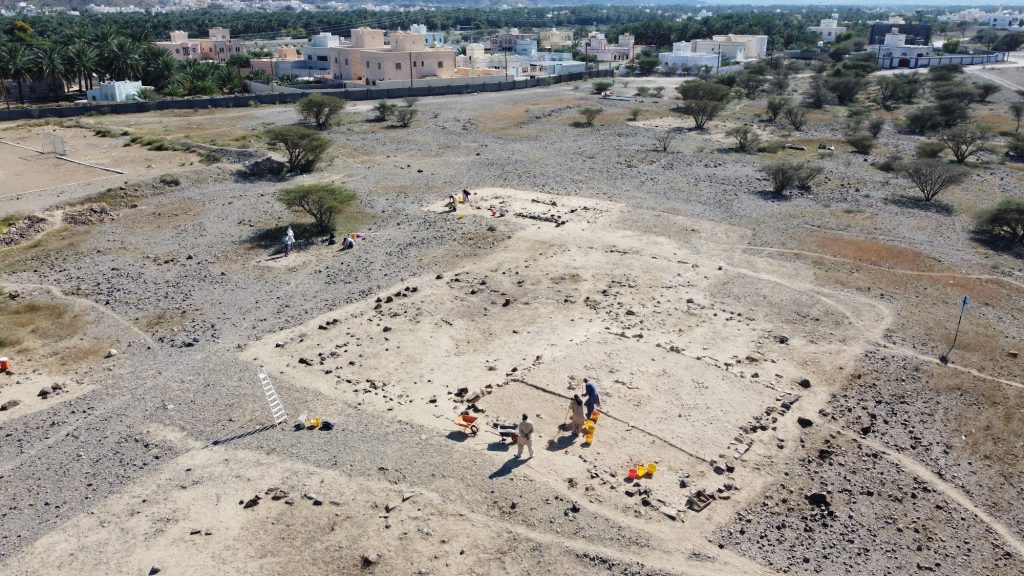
[
  {"xmin": 583, "ymin": 32, "xmax": 635, "ymax": 62},
  {"xmin": 249, "ymin": 46, "xmax": 303, "ymax": 78},
  {"xmin": 156, "ymin": 27, "xmax": 245, "ymax": 64}
]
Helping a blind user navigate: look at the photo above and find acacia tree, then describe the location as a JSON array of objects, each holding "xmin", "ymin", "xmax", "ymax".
[
  {"xmin": 783, "ymin": 106, "xmax": 807, "ymax": 131},
  {"xmin": 765, "ymin": 96, "xmax": 789, "ymax": 123},
  {"xmin": 901, "ymin": 159, "xmax": 966, "ymax": 202},
  {"xmin": 875, "ymin": 76, "xmax": 902, "ymax": 110},
  {"xmin": 937, "ymin": 123, "xmax": 991, "ymax": 164},
  {"xmin": 655, "ymin": 132, "xmax": 675, "ymax": 152},
  {"xmin": 277, "ymin": 183, "xmax": 357, "ymax": 232},
  {"xmin": 1010, "ymin": 102, "xmax": 1024, "ymax": 132},
  {"xmin": 297, "ymin": 93, "xmax": 346, "ymax": 129},
  {"xmin": 579, "ymin": 106, "xmax": 603, "ymax": 126},
  {"xmin": 264, "ymin": 126, "xmax": 331, "ymax": 173},
  {"xmin": 974, "ymin": 82, "xmax": 1001, "ymax": 103},
  {"xmin": 976, "ymin": 197, "xmax": 1024, "ymax": 246}
]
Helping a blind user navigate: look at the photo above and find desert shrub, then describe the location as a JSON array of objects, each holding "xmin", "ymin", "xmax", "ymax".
[
  {"xmin": 393, "ymin": 107, "xmax": 418, "ymax": 127},
  {"xmin": 297, "ymin": 94, "xmax": 346, "ymax": 130},
  {"xmin": 845, "ymin": 132, "xmax": 875, "ymax": 154},
  {"xmin": 974, "ymin": 82, "xmax": 1001, "ymax": 103},
  {"xmin": 735, "ymin": 71, "xmax": 766, "ymax": 98},
  {"xmin": 805, "ymin": 74, "xmax": 832, "ymax": 109},
  {"xmin": 761, "ymin": 161, "xmax": 820, "ymax": 194},
  {"xmin": 932, "ymin": 82, "xmax": 978, "ymax": 106},
  {"xmin": 402, "ymin": 96, "xmax": 419, "ymax": 108},
  {"xmin": 592, "ymin": 80, "xmax": 613, "ymax": 94},
  {"xmin": 578, "ymin": 107, "xmax": 603, "ymax": 127},
  {"xmin": 823, "ymin": 76, "xmax": 866, "ymax": 105},
  {"xmin": 794, "ymin": 162, "xmax": 824, "ymax": 189},
  {"xmin": 928, "ymin": 64, "xmax": 964, "ymax": 83},
  {"xmin": 783, "ymin": 106, "xmax": 807, "ymax": 131},
  {"xmin": 655, "ymin": 132, "xmax": 675, "ymax": 152},
  {"xmin": 915, "ymin": 141, "xmax": 946, "ymax": 159},
  {"xmin": 867, "ymin": 117, "xmax": 886, "ymax": 138},
  {"xmin": 937, "ymin": 123, "xmax": 991, "ymax": 163},
  {"xmin": 1008, "ymin": 134, "xmax": 1024, "ymax": 158},
  {"xmin": 873, "ymin": 154, "xmax": 903, "ymax": 173},
  {"xmin": 634, "ymin": 86, "xmax": 652, "ymax": 97},
  {"xmin": 277, "ymin": 183, "xmax": 357, "ymax": 233},
  {"xmin": 903, "ymin": 106, "xmax": 947, "ymax": 133},
  {"xmin": 628, "ymin": 107, "xmax": 642, "ymax": 121},
  {"xmin": 875, "ymin": 76, "xmax": 902, "ymax": 110},
  {"xmin": 158, "ymin": 174, "xmax": 181, "ymax": 186},
  {"xmin": 900, "ymin": 159, "xmax": 966, "ymax": 202},
  {"xmin": 765, "ymin": 96, "xmax": 789, "ymax": 123},
  {"xmin": 371, "ymin": 100, "xmax": 398, "ymax": 122},
  {"xmin": 263, "ymin": 125, "xmax": 330, "ymax": 173},
  {"xmin": 651, "ymin": 86, "xmax": 665, "ymax": 98},
  {"xmin": 726, "ymin": 125, "xmax": 761, "ymax": 153},
  {"xmin": 976, "ymin": 197, "xmax": 1024, "ymax": 246},
  {"xmin": 757, "ymin": 140, "xmax": 784, "ymax": 153}
]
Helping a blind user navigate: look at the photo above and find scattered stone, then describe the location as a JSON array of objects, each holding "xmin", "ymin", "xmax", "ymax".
[
  {"xmin": 797, "ymin": 378, "xmax": 811, "ymax": 388},
  {"xmin": 776, "ymin": 334, "xmax": 790, "ymax": 344},
  {"xmin": 271, "ymin": 489, "xmax": 288, "ymax": 501},
  {"xmin": 190, "ymin": 529, "xmax": 201, "ymax": 535},
  {"xmin": 105, "ymin": 349, "xmax": 118, "ymax": 359},
  {"xmin": 0, "ymin": 399, "xmax": 21, "ymax": 411},
  {"xmin": 659, "ymin": 506, "xmax": 679, "ymax": 521},
  {"xmin": 382, "ymin": 326, "xmax": 392, "ymax": 333},
  {"xmin": 243, "ymin": 495, "xmax": 261, "ymax": 509},
  {"xmin": 797, "ymin": 416, "xmax": 813, "ymax": 428},
  {"xmin": 1010, "ymin": 351, "xmax": 1019, "ymax": 359},
  {"xmin": 298, "ymin": 357, "xmax": 313, "ymax": 366},
  {"xmin": 149, "ymin": 565, "xmax": 161, "ymax": 575},
  {"xmin": 361, "ymin": 553, "xmax": 380, "ymax": 567},
  {"xmin": 805, "ymin": 492, "xmax": 830, "ymax": 507},
  {"xmin": 203, "ymin": 529, "xmax": 213, "ymax": 536},
  {"xmin": 38, "ymin": 387, "xmax": 52, "ymax": 398}
]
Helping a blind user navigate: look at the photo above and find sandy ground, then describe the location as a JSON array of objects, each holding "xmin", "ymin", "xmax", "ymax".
[{"xmin": 0, "ymin": 78, "xmax": 1022, "ymax": 575}]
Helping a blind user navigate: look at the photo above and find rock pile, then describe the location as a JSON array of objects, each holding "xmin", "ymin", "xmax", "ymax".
[{"xmin": 1, "ymin": 214, "xmax": 48, "ymax": 246}]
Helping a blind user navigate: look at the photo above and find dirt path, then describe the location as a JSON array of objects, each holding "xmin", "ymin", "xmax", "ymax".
[
  {"xmin": 738, "ymin": 246, "xmax": 1024, "ymax": 291},
  {"xmin": 831, "ymin": 425, "xmax": 1024, "ymax": 558}
]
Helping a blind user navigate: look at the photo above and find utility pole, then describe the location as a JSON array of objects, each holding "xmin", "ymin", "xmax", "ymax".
[
  {"xmin": 504, "ymin": 50, "xmax": 508, "ymax": 81},
  {"xmin": 409, "ymin": 52, "xmax": 414, "ymax": 93}
]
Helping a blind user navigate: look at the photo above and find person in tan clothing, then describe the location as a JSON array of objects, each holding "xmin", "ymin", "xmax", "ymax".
[
  {"xmin": 516, "ymin": 414, "xmax": 534, "ymax": 459},
  {"xmin": 569, "ymin": 395, "xmax": 587, "ymax": 435}
]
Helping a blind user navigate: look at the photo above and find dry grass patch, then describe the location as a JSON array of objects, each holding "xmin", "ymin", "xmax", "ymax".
[
  {"xmin": 0, "ymin": 225, "xmax": 89, "ymax": 274},
  {"xmin": 808, "ymin": 233, "xmax": 947, "ymax": 272},
  {"xmin": 0, "ymin": 299, "xmax": 86, "ymax": 351}
]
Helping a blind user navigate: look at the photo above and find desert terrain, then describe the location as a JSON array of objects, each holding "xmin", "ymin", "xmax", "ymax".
[{"xmin": 0, "ymin": 74, "xmax": 1022, "ymax": 575}]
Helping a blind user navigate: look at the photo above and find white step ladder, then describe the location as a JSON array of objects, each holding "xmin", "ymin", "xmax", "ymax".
[{"xmin": 258, "ymin": 367, "xmax": 288, "ymax": 425}]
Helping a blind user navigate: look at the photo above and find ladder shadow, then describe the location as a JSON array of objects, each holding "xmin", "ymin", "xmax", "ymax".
[{"xmin": 210, "ymin": 423, "xmax": 279, "ymax": 446}]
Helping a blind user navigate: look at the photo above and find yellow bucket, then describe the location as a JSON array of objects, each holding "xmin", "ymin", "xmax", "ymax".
[
  {"xmin": 584, "ymin": 419, "xmax": 595, "ymax": 428},
  {"xmin": 310, "ymin": 417, "xmax": 322, "ymax": 428},
  {"xmin": 646, "ymin": 463, "xmax": 657, "ymax": 476},
  {"xmin": 636, "ymin": 465, "xmax": 647, "ymax": 477},
  {"xmin": 457, "ymin": 214, "xmax": 466, "ymax": 219},
  {"xmin": 584, "ymin": 434, "xmax": 594, "ymax": 445}
]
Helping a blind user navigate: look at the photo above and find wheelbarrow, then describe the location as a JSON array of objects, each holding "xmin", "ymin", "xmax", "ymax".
[{"xmin": 454, "ymin": 412, "xmax": 480, "ymax": 436}]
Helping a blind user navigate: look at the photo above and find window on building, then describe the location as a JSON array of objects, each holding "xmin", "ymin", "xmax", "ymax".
[
  {"xmin": 175, "ymin": 49, "xmax": 180, "ymax": 54},
  {"xmin": 334, "ymin": 57, "xmax": 338, "ymax": 63},
  {"xmin": 235, "ymin": 47, "xmax": 240, "ymax": 52},
  {"xmin": 219, "ymin": 47, "xmax": 224, "ymax": 53},
  {"xmin": 412, "ymin": 60, "xmax": 417, "ymax": 67},
  {"xmin": 396, "ymin": 62, "xmax": 401, "ymax": 70},
  {"xmin": 377, "ymin": 62, "xmax": 381, "ymax": 70},
  {"xmin": 421, "ymin": 61, "xmax": 424, "ymax": 66},
  {"xmin": 317, "ymin": 55, "xmax": 328, "ymax": 62},
  {"xmin": 345, "ymin": 58, "xmax": 349, "ymax": 65},
  {"xmin": 308, "ymin": 55, "xmax": 313, "ymax": 60},
  {"xmin": 438, "ymin": 61, "xmax": 444, "ymax": 68}
]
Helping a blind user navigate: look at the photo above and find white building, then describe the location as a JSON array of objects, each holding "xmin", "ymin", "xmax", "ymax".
[
  {"xmin": 86, "ymin": 80, "xmax": 151, "ymax": 102},
  {"xmin": 456, "ymin": 43, "xmax": 530, "ymax": 78},
  {"xmin": 867, "ymin": 29, "xmax": 1006, "ymax": 69},
  {"xmin": 691, "ymin": 34, "xmax": 769, "ymax": 62},
  {"xmin": 874, "ymin": 30, "xmax": 934, "ymax": 60},
  {"xmin": 409, "ymin": 24, "xmax": 446, "ymax": 46},
  {"xmin": 658, "ymin": 41, "xmax": 719, "ymax": 71},
  {"xmin": 808, "ymin": 17, "xmax": 847, "ymax": 43},
  {"xmin": 990, "ymin": 12, "xmax": 1024, "ymax": 29},
  {"xmin": 529, "ymin": 52, "xmax": 586, "ymax": 76}
]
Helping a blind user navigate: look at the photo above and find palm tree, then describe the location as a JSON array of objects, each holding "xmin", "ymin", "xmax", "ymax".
[
  {"xmin": 1, "ymin": 43, "xmax": 34, "ymax": 104},
  {"xmin": 215, "ymin": 65, "xmax": 244, "ymax": 94},
  {"xmin": 106, "ymin": 37, "xmax": 143, "ymax": 81},
  {"xmin": 93, "ymin": 26, "xmax": 120, "ymax": 81},
  {"xmin": 66, "ymin": 43, "xmax": 99, "ymax": 92},
  {"xmin": 141, "ymin": 44, "xmax": 177, "ymax": 90},
  {"xmin": 32, "ymin": 42, "xmax": 68, "ymax": 100}
]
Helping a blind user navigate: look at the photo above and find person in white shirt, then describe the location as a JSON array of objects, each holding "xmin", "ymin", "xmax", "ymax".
[{"xmin": 516, "ymin": 414, "xmax": 534, "ymax": 459}]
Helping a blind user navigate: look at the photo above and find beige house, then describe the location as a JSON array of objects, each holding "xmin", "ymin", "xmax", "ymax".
[
  {"xmin": 539, "ymin": 28, "xmax": 574, "ymax": 50},
  {"xmin": 156, "ymin": 27, "xmax": 245, "ymax": 64},
  {"xmin": 331, "ymin": 28, "xmax": 457, "ymax": 86}
]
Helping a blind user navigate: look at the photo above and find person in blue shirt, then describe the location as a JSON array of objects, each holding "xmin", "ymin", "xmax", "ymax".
[{"xmin": 583, "ymin": 377, "xmax": 601, "ymax": 418}]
